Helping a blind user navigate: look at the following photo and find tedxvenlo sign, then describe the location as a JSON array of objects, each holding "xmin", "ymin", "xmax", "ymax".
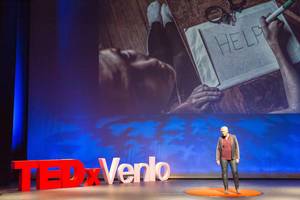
[{"xmin": 12, "ymin": 156, "xmax": 171, "ymax": 192}]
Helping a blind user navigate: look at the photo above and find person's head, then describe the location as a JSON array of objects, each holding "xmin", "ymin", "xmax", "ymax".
[
  {"xmin": 98, "ymin": 48, "xmax": 176, "ymax": 114},
  {"xmin": 220, "ymin": 126, "xmax": 229, "ymax": 137}
]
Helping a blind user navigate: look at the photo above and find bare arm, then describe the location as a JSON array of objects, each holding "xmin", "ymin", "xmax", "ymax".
[{"xmin": 260, "ymin": 17, "xmax": 300, "ymax": 112}]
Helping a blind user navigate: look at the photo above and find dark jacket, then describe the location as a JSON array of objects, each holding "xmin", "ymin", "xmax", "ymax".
[{"xmin": 216, "ymin": 134, "xmax": 240, "ymax": 161}]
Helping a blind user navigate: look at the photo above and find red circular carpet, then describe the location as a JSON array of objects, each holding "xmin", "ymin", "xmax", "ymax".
[{"xmin": 185, "ymin": 188, "xmax": 263, "ymax": 198}]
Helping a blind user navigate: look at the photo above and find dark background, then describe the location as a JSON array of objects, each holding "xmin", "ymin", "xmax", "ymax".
[{"xmin": 1, "ymin": 0, "xmax": 300, "ymax": 186}]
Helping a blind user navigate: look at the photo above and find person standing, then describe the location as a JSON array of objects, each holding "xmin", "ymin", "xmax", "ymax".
[{"xmin": 216, "ymin": 126, "xmax": 240, "ymax": 194}]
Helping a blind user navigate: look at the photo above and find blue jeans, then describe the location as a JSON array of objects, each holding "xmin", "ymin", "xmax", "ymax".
[{"xmin": 221, "ymin": 159, "xmax": 239, "ymax": 190}]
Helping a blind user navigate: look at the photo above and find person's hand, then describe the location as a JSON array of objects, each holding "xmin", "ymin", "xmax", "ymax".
[
  {"xmin": 236, "ymin": 159, "xmax": 239, "ymax": 164},
  {"xmin": 171, "ymin": 85, "xmax": 222, "ymax": 113},
  {"xmin": 260, "ymin": 16, "xmax": 284, "ymax": 51},
  {"xmin": 216, "ymin": 160, "xmax": 220, "ymax": 165}
]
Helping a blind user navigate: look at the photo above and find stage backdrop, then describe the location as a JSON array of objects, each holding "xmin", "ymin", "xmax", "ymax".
[{"xmin": 27, "ymin": 0, "xmax": 300, "ymax": 177}]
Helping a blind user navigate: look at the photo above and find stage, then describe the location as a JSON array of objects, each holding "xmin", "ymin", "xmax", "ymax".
[
  {"xmin": 1, "ymin": 179, "xmax": 299, "ymax": 200},
  {"xmin": 1, "ymin": 1, "xmax": 300, "ymax": 200}
]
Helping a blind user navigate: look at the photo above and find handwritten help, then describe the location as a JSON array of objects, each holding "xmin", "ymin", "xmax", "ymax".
[{"xmin": 210, "ymin": 25, "xmax": 264, "ymax": 56}]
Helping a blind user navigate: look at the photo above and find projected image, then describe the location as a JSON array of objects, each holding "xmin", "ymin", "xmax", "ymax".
[
  {"xmin": 99, "ymin": 48, "xmax": 221, "ymax": 115},
  {"xmin": 28, "ymin": 0, "xmax": 300, "ymax": 176},
  {"xmin": 99, "ymin": 0, "xmax": 300, "ymax": 114},
  {"xmin": 99, "ymin": 2, "xmax": 222, "ymax": 115}
]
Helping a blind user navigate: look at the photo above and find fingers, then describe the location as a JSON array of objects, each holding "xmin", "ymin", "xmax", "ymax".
[
  {"xmin": 190, "ymin": 84, "xmax": 222, "ymax": 101},
  {"xmin": 278, "ymin": 20, "xmax": 284, "ymax": 28},
  {"xmin": 192, "ymin": 90, "xmax": 222, "ymax": 99},
  {"xmin": 260, "ymin": 16, "xmax": 269, "ymax": 36},
  {"xmin": 192, "ymin": 84, "xmax": 220, "ymax": 93},
  {"xmin": 188, "ymin": 84, "xmax": 222, "ymax": 108},
  {"xmin": 192, "ymin": 95, "xmax": 221, "ymax": 107},
  {"xmin": 131, "ymin": 58, "xmax": 158, "ymax": 69},
  {"xmin": 271, "ymin": 19, "xmax": 284, "ymax": 27},
  {"xmin": 184, "ymin": 84, "xmax": 223, "ymax": 113},
  {"xmin": 260, "ymin": 16, "xmax": 267, "ymax": 27},
  {"xmin": 260, "ymin": 14, "xmax": 284, "ymax": 45},
  {"xmin": 192, "ymin": 84, "xmax": 206, "ymax": 93},
  {"xmin": 199, "ymin": 102, "xmax": 210, "ymax": 111},
  {"xmin": 199, "ymin": 95, "xmax": 221, "ymax": 102},
  {"xmin": 260, "ymin": 15, "xmax": 283, "ymax": 28}
]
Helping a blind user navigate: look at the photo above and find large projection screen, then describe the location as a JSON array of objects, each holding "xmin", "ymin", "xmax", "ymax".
[{"xmin": 27, "ymin": 0, "xmax": 300, "ymax": 177}]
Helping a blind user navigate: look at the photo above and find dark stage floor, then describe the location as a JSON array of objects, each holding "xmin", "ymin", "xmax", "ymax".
[{"xmin": 1, "ymin": 179, "xmax": 300, "ymax": 200}]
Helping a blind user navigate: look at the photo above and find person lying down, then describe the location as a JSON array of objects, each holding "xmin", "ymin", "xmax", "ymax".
[
  {"xmin": 98, "ymin": 1, "xmax": 300, "ymax": 114},
  {"xmin": 98, "ymin": 1, "xmax": 223, "ymax": 115}
]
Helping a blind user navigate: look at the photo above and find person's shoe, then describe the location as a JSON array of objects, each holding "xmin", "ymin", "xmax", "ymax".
[
  {"xmin": 224, "ymin": 188, "xmax": 229, "ymax": 194},
  {"xmin": 236, "ymin": 188, "xmax": 240, "ymax": 194},
  {"xmin": 161, "ymin": 3, "xmax": 173, "ymax": 27},
  {"xmin": 147, "ymin": 0, "xmax": 162, "ymax": 26}
]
